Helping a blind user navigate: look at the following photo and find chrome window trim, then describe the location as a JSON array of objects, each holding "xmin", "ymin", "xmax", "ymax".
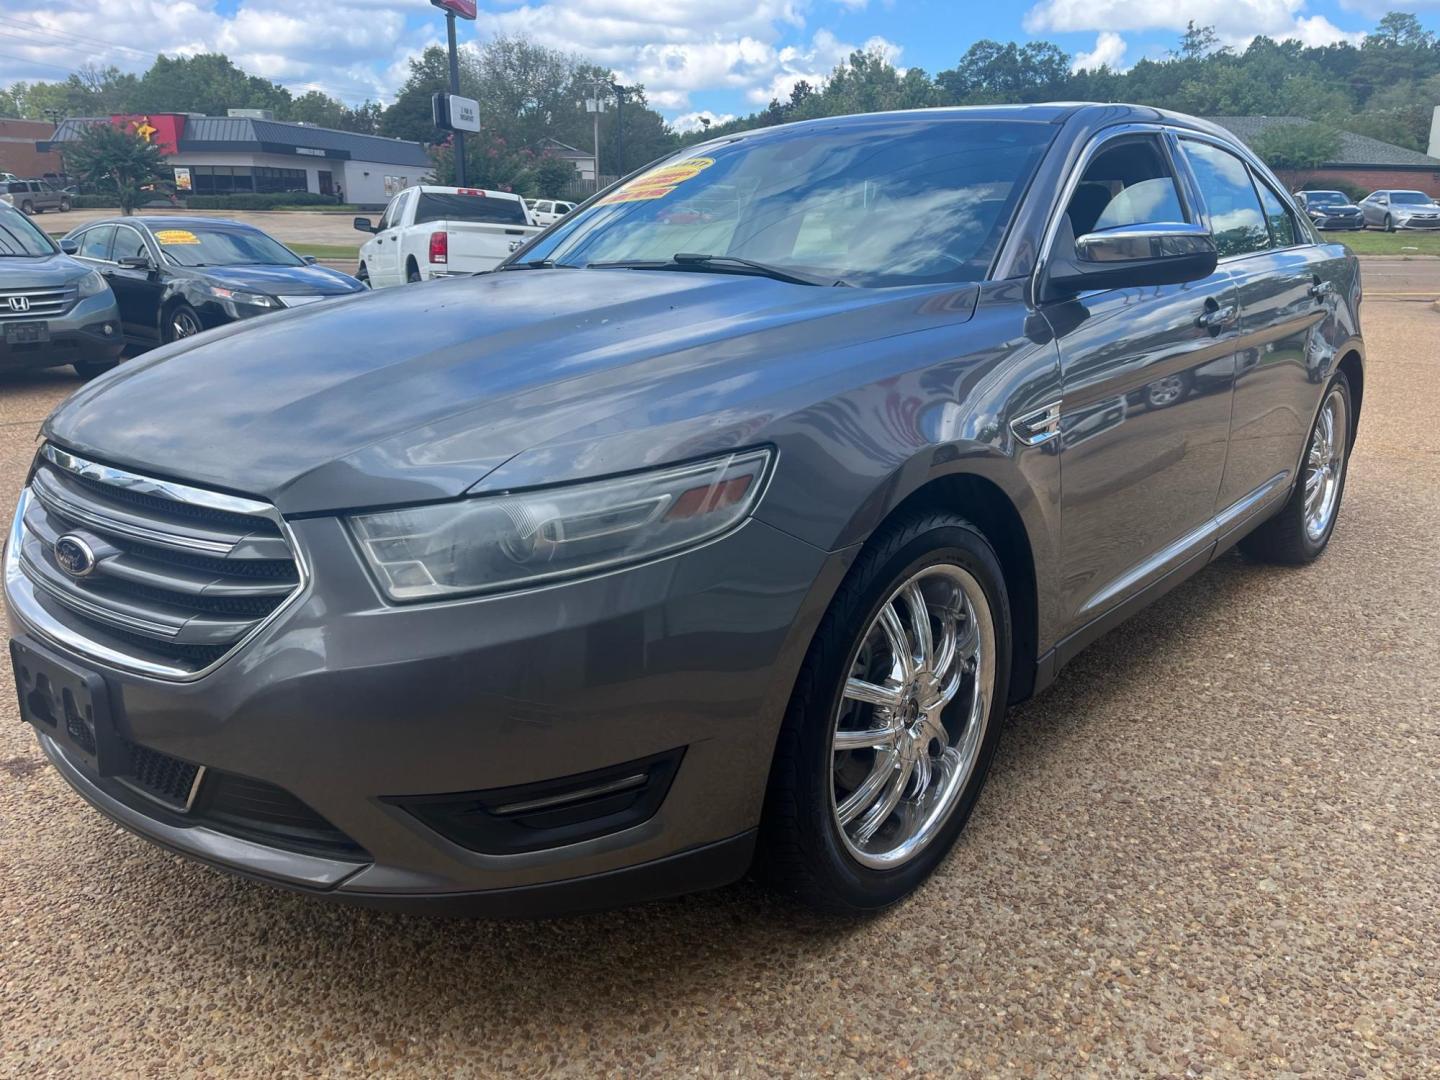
[{"xmin": 7, "ymin": 449, "xmax": 311, "ymax": 683}]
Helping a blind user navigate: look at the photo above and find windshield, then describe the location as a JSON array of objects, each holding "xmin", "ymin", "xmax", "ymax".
[
  {"xmin": 1391, "ymin": 192, "xmax": 1435, "ymax": 206},
  {"xmin": 517, "ymin": 118, "xmax": 1056, "ymax": 288},
  {"xmin": 1306, "ymin": 192, "xmax": 1345, "ymax": 205},
  {"xmin": 153, "ymin": 226, "xmax": 303, "ymax": 267},
  {"xmin": 414, "ymin": 192, "xmax": 529, "ymax": 226},
  {"xmin": 0, "ymin": 206, "xmax": 58, "ymax": 256}
]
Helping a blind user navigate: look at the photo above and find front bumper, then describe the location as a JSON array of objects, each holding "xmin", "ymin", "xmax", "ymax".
[
  {"xmin": 1394, "ymin": 217, "xmax": 1440, "ymax": 230},
  {"xmin": 8, "ymin": 512, "xmax": 847, "ymax": 913},
  {"xmin": 0, "ymin": 293, "xmax": 123, "ymax": 370}
]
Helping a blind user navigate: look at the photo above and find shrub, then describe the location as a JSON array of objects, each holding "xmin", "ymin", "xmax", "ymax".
[{"xmin": 185, "ymin": 192, "xmax": 342, "ymax": 210}]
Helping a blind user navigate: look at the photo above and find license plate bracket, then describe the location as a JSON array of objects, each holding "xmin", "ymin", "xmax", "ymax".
[
  {"xmin": 11, "ymin": 638, "xmax": 121, "ymax": 776},
  {"xmin": 3, "ymin": 322, "xmax": 50, "ymax": 345}
]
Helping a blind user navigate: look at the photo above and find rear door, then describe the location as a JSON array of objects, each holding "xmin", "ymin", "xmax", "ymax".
[
  {"xmin": 1040, "ymin": 128, "xmax": 1240, "ymax": 632},
  {"xmin": 1176, "ymin": 137, "xmax": 1342, "ymax": 516}
]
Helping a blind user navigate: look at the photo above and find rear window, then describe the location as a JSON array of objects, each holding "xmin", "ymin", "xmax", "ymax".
[{"xmin": 413, "ymin": 192, "xmax": 528, "ymax": 226}]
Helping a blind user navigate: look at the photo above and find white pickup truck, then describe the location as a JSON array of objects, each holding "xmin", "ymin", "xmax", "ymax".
[{"xmin": 354, "ymin": 185, "xmax": 542, "ymax": 287}]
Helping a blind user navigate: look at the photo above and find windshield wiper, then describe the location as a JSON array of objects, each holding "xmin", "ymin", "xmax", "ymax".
[
  {"xmin": 501, "ymin": 258, "xmax": 580, "ymax": 270},
  {"xmin": 588, "ymin": 253, "xmax": 850, "ymax": 287}
]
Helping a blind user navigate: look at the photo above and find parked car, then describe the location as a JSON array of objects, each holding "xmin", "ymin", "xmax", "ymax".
[
  {"xmin": 527, "ymin": 198, "xmax": 577, "ymax": 226},
  {"xmin": 354, "ymin": 185, "xmax": 542, "ymax": 287},
  {"xmin": 0, "ymin": 203, "xmax": 123, "ymax": 378},
  {"xmin": 61, "ymin": 216, "xmax": 365, "ymax": 349},
  {"xmin": 2, "ymin": 179, "xmax": 71, "ymax": 214},
  {"xmin": 9, "ymin": 104, "xmax": 1363, "ymax": 917},
  {"xmin": 1293, "ymin": 190, "xmax": 1365, "ymax": 230},
  {"xmin": 1358, "ymin": 189, "xmax": 1440, "ymax": 230}
]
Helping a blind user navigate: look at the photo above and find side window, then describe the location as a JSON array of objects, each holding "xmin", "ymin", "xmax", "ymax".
[
  {"xmin": 114, "ymin": 226, "xmax": 150, "ymax": 262},
  {"xmin": 78, "ymin": 225, "xmax": 116, "ymax": 261},
  {"xmin": 1255, "ymin": 181, "xmax": 1298, "ymax": 248},
  {"xmin": 1062, "ymin": 135, "xmax": 1187, "ymax": 240},
  {"xmin": 1180, "ymin": 140, "xmax": 1269, "ymax": 258},
  {"xmin": 378, "ymin": 196, "xmax": 401, "ymax": 231}
]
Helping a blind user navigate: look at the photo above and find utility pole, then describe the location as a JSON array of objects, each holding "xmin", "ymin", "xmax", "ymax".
[
  {"xmin": 612, "ymin": 83, "xmax": 626, "ymax": 177},
  {"xmin": 446, "ymin": 11, "xmax": 466, "ymax": 186},
  {"xmin": 584, "ymin": 80, "xmax": 610, "ymax": 190}
]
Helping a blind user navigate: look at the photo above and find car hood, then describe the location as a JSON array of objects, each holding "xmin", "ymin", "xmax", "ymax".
[
  {"xmin": 194, "ymin": 263, "xmax": 361, "ymax": 295},
  {"xmin": 0, "ymin": 252, "xmax": 90, "ymax": 287},
  {"xmin": 44, "ymin": 268, "xmax": 978, "ymax": 514}
]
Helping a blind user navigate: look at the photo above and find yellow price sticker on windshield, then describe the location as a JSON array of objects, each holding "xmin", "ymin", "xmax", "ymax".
[
  {"xmin": 154, "ymin": 229, "xmax": 200, "ymax": 245},
  {"xmin": 599, "ymin": 157, "xmax": 715, "ymax": 204}
]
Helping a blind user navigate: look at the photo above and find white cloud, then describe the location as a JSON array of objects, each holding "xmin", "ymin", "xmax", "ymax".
[
  {"xmin": 672, "ymin": 109, "xmax": 737, "ymax": 132},
  {"xmin": 1024, "ymin": 0, "xmax": 1364, "ymax": 49},
  {"xmin": 1071, "ymin": 31, "xmax": 1127, "ymax": 71}
]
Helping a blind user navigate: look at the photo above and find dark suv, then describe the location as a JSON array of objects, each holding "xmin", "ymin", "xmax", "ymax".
[{"xmin": 7, "ymin": 104, "xmax": 1363, "ymax": 916}]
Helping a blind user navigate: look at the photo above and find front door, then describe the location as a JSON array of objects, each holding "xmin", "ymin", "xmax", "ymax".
[
  {"xmin": 106, "ymin": 224, "xmax": 166, "ymax": 343},
  {"xmin": 318, "ymin": 171, "xmax": 334, "ymax": 196},
  {"xmin": 1040, "ymin": 131, "xmax": 1239, "ymax": 632}
]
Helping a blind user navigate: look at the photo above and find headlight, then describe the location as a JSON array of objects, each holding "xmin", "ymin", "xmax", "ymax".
[
  {"xmin": 349, "ymin": 449, "xmax": 772, "ymax": 600},
  {"xmin": 74, "ymin": 270, "xmax": 108, "ymax": 297},
  {"xmin": 208, "ymin": 285, "xmax": 279, "ymax": 308}
]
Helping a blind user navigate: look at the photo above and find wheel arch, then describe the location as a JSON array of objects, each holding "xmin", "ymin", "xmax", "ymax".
[
  {"xmin": 1336, "ymin": 347, "xmax": 1363, "ymax": 448},
  {"xmin": 858, "ymin": 468, "xmax": 1045, "ymax": 705}
]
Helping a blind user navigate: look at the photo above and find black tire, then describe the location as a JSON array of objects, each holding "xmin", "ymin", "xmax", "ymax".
[
  {"xmin": 72, "ymin": 358, "xmax": 119, "ymax": 379},
  {"xmin": 20, "ymin": 201, "xmax": 34, "ymax": 214},
  {"xmin": 162, "ymin": 303, "xmax": 204, "ymax": 344},
  {"xmin": 406, "ymin": 261, "xmax": 422, "ymax": 284},
  {"xmin": 1239, "ymin": 372, "xmax": 1353, "ymax": 565},
  {"xmin": 356, "ymin": 263, "xmax": 370, "ymax": 288},
  {"xmin": 759, "ymin": 510, "xmax": 1012, "ymax": 914},
  {"xmin": 1384, "ymin": 215, "xmax": 1394, "ymax": 232},
  {"xmin": 59, "ymin": 198, "xmax": 71, "ymax": 213}
]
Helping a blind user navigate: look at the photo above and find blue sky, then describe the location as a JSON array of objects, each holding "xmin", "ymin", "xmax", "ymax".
[{"xmin": 2, "ymin": 1, "xmax": 1438, "ymax": 130}]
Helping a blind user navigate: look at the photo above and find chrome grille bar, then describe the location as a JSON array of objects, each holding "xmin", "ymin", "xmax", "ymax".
[{"xmin": 7, "ymin": 446, "xmax": 307, "ymax": 680}]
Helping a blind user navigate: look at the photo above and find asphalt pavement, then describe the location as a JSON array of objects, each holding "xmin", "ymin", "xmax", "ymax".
[{"xmin": 1, "ymin": 263, "xmax": 1437, "ymax": 1077}]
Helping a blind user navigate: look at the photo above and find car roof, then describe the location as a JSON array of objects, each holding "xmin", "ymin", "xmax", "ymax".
[{"xmin": 75, "ymin": 216, "xmax": 261, "ymax": 233}]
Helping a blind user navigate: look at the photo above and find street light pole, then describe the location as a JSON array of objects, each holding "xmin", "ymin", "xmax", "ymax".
[{"xmin": 446, "ymin": 10, "xmax": 466, "ymax": 186}]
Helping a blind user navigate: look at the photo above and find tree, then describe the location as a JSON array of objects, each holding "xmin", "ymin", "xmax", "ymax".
[
  {"xmin": 64, "ymin": 122, "xmax": 169, "ymax": 215},
  {"xmin": 536, "ymin": 155, "xmax": 578, "ymax": 197},
  {"xmin": 1249, "ymin": 123, "xmax": 1342, "ymax": 169},
  {"xmin": 1177, "ymin": 22, "xmax": 1223, "ymax": 61},
  {"xmin": 130, "ymin": 54, "xmax": 291, "ymax": 117}
]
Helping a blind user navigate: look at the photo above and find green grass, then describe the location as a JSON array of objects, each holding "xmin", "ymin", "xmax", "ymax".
[
  {"xmin": 289, "ymin": 242, "xmax": 362, "ymax": 260},
  {"xmin": 1333, "ymin": 230, "xmax": 1440, "ymax": 256}
]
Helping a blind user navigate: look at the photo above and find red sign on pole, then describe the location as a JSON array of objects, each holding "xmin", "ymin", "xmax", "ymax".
[{"xmin": 430, "ymin": 0, "xmax": 476, "ymax": 18}]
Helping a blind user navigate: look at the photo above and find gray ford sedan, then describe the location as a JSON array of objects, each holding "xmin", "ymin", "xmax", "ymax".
[{"xmin": 7, "ymin": 103, "xmax": 1362, "ymax": 916}]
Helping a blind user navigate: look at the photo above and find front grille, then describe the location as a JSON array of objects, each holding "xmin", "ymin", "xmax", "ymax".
[
  {"xmin": 0, "ymin": 285, "xmax": 76, "ymax": 320},
  {"xmin": 14, "ymin": 445, "xmax": 303, "ymax": 678}
]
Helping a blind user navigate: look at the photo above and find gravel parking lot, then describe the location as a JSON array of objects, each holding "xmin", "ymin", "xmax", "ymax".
[{"xmin": 1, "ymin": 265, "xmax": 1437, "ymax": 1077}]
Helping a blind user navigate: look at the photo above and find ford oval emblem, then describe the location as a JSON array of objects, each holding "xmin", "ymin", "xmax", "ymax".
[{"xmin": 54, "ymin": 534, "xmax": 97, "ymax": 578}]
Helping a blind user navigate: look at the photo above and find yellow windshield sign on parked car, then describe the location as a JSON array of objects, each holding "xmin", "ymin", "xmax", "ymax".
[
  {"xmin": 154, "ymin": 229, "xmax": 200, "ymax": 245},
  {"xmin": 599, "ymin": 157, "xmax": 715, "ymax": 204}
]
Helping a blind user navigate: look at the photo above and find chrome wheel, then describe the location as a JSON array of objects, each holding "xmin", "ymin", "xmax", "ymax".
[
  {"xmin": 1304, "ymin": 386, "xmax": 1347, "ymax": 542},
  {"xmin": 171, "ymin": 309, "xmax": 201, "ymax": 340},
  {"xmin": 830, "ymin": 563, "xmax": 996, "ymax": 870},
  {"xmin": 1146, "ymin": 374, "xmax": 1186, "ymax": 408}
]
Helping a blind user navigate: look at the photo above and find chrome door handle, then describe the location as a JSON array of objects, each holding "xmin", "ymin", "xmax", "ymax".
[
  {"xmin": 1195, "ymin": 303, "xmax": 1236, "ymax": 331},
  {"xmin": 1309, "ymin": 279, "xmax": 1333, "ymax": 300},
  {"xmin": 1010, "ymin": 402, "xmax": 1061, "ymax": 446}
]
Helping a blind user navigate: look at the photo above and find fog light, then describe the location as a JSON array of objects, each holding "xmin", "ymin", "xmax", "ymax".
[{"xmin": 102, "ymin": 324, "xmax": 114, "ymax": 336}]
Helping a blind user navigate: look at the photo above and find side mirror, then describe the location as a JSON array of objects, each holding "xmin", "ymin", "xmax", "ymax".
[
  {"xmin": 59, "ymin": 239, "xmax": 79, "ymax": 255},
  {"xmin": 1045, "ymin": 222, "xmax": 1217, "ymax": 297},
  {"xmin": 353, "ymin": 216, "xmax": 376, "ymax": 233},
  {"xmin": 302, "ymin": 255, "xmax": 318, "ymax": 265},
  {"xmin": 116, "ymin": 256, "xmax": 153, "ymax": 271}
]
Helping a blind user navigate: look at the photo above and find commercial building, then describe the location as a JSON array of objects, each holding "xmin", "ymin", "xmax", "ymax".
[
  {"xmin": 43, "ymin": 113, "xmax": 432, "ymax": 206},
  {"xmin": 0, "ymin": 118, "xmax": 63, "ymax": 180},
  {"xmin": 1208, "ymin": 115, "xmax": 1440, "ymax": 198}
]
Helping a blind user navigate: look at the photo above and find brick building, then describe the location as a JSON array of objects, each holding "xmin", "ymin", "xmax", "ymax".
[
  {"xmin": 1208, "ymin": 115, "xmax": 1440, "ymax": 198},
  {"xmin": 0, "ymin": 118, "xmax": 62, "ymax": 179}
]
